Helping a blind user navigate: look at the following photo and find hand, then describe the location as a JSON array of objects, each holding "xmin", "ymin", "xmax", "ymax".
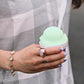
[{"xmin": 13, "ymin": 44, "xmax": 66, "ymax": 74}]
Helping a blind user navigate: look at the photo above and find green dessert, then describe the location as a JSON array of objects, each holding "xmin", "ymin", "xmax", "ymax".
[{"xmin": 40, "ymin": 26, "xmax": 68, "ymax": 46}]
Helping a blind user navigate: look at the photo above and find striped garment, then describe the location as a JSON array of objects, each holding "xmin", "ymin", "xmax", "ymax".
[{"xmin": 0, "ymin": 0, "xmax": 74, "ymax": 84}]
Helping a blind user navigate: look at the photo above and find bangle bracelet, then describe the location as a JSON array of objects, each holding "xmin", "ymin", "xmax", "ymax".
[{"xmin": 9, "ymin": 50, "xmax": 16, "ymax": 76}]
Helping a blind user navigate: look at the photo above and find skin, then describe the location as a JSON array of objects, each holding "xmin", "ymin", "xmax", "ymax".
[{"xmin": 0, "ymin": 44, "xmax": 65, "ymax": 74}]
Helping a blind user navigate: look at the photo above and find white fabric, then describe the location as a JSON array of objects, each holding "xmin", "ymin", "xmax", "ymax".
[
  {"xmin": 57, "ymin": 0, "xmax": 69, "ymax": 84},
  {"xmin": 57, "ymin": 0, "xmax": 67, "ymax": 28},
  {"xmin": 18, "ymin": 0, "xmax": 69, "ymax": 80}
]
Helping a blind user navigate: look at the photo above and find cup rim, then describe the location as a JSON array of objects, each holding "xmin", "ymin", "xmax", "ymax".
[{"xmin": 39, "ymin": 40, "xmax": 68, "ymax": 48}]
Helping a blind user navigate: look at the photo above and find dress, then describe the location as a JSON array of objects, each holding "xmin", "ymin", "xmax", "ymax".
[{"xmin": 0, "ymin": 0, "xmax": 74, "ymax": 84}]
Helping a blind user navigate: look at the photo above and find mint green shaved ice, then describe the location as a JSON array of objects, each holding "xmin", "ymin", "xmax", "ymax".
[{"xmin": 40, "ymin": 26, "xmax": 68, "ymax": 46}]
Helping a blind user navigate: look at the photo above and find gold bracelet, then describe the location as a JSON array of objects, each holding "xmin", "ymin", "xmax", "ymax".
[{"xmin": 9, "ymin": 50, "xmax": 16, "ymax": 76}]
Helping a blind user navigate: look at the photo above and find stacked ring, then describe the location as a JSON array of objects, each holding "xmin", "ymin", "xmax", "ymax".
[{"xmin": 39, "ymin": 48, "xmax": 48, "ymax": 63}]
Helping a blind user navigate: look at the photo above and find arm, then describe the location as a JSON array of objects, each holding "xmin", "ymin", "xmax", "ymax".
[
  {"xmin": 0, "ymin": 50, "xmax": 10, "ymax": 70},
  {"xmin": 0, "ymin": 44, "xmax": 66, "ymax": 73}
]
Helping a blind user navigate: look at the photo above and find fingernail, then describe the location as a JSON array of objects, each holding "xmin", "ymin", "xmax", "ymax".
[
  {"xmin": 55, "ymin": 66, "xmax": 59, "ymax": 68},
  {"xmin": 58, "ymin": 64, "xmax": 62, "ymax": 67},
  {"xmin": 64, "ymin": 52, "xmax": 67, "ymax": 56},
  {"xmin": 60, "ymin": 48, "xmax": 66, "ymax": 52},
  {"xmin": 64, "ymin": 58, "xmax": 67, "ymax": 62}
]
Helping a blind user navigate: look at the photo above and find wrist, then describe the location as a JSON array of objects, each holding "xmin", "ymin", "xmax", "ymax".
[{"xmin": 12, "ymin": 51, "xmax": 20, "ymax": 71}]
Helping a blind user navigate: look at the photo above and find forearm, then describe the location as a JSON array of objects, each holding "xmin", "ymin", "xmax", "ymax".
[{"xmin": 0, "ymin": 50, "xmax": 11, "ymax": 70}]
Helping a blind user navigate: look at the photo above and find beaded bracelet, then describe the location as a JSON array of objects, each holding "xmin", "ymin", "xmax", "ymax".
[{"xmin": 9, "ymin": 50, "xmax": 16, "ymax": 76}]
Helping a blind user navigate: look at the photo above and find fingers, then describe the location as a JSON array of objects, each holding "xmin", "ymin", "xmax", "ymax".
[
  {"xmin": 36, "ymin": 65, "xmax": 59, "ymax": 72},
  {"xmin": 33, "ymin": 58, "xmax": 65, "ymax": 72},
  {"xmin": 31, "ymin": 65, "xmax": 59, "ymax": 73},
  {"xmin": 32, "ymin": 44, "xmax": 62, "ymax": 56},
  {"xmin": 35, "ymin": 46, "xmax": 62, "ymax": 56},
  {"xmin": 42, "ymin": 51, "xmax": 65, "ymax": 62},
  {"xmin": 45, "ymin": 47, "xmax": 61, "ymax": 55},
  {"xmin": 32, "ymin": 51, "xmax": 66, "ymax": 65}
]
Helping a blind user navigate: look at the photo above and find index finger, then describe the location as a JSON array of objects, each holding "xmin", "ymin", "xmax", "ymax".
[{"xmin": 45, "ymin": 46, "xmax": 61, "ymax": 55}]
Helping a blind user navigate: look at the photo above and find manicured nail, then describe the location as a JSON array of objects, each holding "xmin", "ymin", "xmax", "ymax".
[
  {"xmin": 60, "ymin": 48, "xmax": 66, "ymax": 52},
  {"xmin": 64, "ymin": 58, "xmax": 67, "ymax": 62},
  {"xmin": 55, "ymin": 66, "xmax": 59, "ymax": 68},
  {"xmin": 58, "ymin": 64, "xmax": 62, "ymax": 67},
  {"xmin": 64, "ymin": 52, "xmax": 67, "ymax": 56}
]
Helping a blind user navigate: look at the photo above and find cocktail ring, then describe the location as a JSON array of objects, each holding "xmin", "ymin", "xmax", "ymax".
[{"xmin": 39, "ymin": 48, "xmax": 46, "ymax": 57}]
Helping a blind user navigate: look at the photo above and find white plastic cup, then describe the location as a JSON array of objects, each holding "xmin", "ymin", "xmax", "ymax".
[
  {"xmin": 39, "ymin": 41, "xmax": 68, "ymax": 49},
  {"xmin": 39, "ymin": 40, "xmax": 69, "ymax": 84}
]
